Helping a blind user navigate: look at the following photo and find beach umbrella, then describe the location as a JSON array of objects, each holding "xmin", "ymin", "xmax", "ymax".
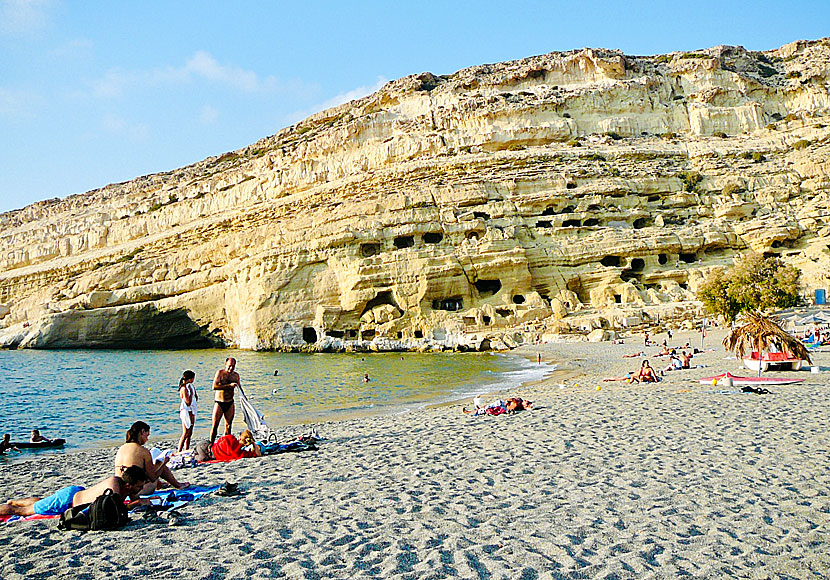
[
  {"xmin": 797, "ymin": 314, "xmax": 824, "ymax": 326},
  {"xmin": 723, "ymin": 311, "xmax": 812, "ymax": 375}
]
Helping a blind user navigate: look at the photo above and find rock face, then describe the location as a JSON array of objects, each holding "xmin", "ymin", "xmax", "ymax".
[{"xmin": 2, "ymin": 39, "xmax": 830, "ymax": 350}]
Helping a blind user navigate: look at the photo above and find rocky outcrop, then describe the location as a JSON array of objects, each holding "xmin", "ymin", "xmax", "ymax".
[{"xmin": 2, "ymin": 39, "xmax": 830, "ymax": 350}]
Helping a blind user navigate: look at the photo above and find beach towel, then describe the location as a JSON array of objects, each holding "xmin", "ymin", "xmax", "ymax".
[
  {"xmin": 238, "ymin": 386, "xmax": 274, "ymax": 442},
  {"xmin": 2, "ymin": 485, "xmax": 220, "ymax": 524}
]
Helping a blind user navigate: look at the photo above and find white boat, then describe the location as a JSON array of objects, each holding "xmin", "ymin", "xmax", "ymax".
[{"xmin": 743, "ymin": 351, "xmax": 804, "ymax": 373}]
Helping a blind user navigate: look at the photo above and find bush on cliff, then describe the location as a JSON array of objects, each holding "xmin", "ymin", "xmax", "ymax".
[{"xmin": 697, "ymin": 253, "xmax": 801, "ymax": 323}]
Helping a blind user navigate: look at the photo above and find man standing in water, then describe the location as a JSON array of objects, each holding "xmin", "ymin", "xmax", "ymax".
[{"xmin": 210, "ymin": 357, "xmax": 240, "ymax": 443}]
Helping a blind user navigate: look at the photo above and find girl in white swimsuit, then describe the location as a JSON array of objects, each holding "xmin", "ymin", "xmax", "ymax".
[{"xmin": 177, "ymin": 370, "xmax": 198, "ymax": 452}]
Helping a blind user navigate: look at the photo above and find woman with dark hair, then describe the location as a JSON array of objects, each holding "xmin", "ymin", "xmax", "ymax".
[
  {"xmin": 114, "ymin": 421, "xmax": 189, "ymax": 495},
  {"xmin": 177, "ymin": 370, "xmax": 198, "ymax": 452}
]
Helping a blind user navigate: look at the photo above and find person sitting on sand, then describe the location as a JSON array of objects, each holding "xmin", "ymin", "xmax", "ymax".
[
  {"xmin": 30, "ymin": 429, "xmax": 51, "ymax": 444},
  {"xmin": 679, "ymin": 351, "xmax": 692, "ymax": 369},
  {"xmin": 114, "ymin": 421, "xmax": 189, "ymax": 495},
  {"xmin": 662, "ymin": 355, "xmax": 683, "ymax": 373},
  {"xmin": 636, "ymin": 360, "xmax": 658, "ymax": 383},
  {"xmin": 0, "ymin": 466, "xmax": 150, "ymax": 517},
  {"xmin": 655, "ymin": 346, "xmax": 672, "ymax": 357},
  {"xmin": 0, "ymin": 433, "xmax": 20, "ymax": 455},
  {"xmin": 603, "ymin": 372, "xmax": 640, "ymax": 383},
  {"xmin": 622, "ymin": 351, "xmax": 645, "ymax": 358}
]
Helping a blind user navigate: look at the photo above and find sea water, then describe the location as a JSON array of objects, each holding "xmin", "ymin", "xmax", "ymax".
[{"xmin": 0, "ymin": 348, "xmax": 552, "ymax": 456}]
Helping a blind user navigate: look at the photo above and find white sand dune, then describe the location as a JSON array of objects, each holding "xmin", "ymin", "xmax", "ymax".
[{"xmin": 2, "ymin": 330, "xmax": 830, "ymax": 579}]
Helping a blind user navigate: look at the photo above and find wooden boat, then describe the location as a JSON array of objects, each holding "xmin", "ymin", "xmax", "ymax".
[
  {"xmin": 698, "ymin": 372, "xmax": 804, "ymax": 386},
  {"xmin": 10, "ymin": 438, "xmax": 66, "ymax": 449},
  {"xmin": 743, "ymin": 351, "xmax": 804, "ymax": 373}
]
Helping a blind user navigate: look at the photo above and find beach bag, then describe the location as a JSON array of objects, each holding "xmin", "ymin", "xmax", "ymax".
[
  {"xmin": 58, "ymin": 503, "xmax": 92, "ymax": 531},
  {"xmin": 195, "ymin": 440, "xmax": 213, "ymax": 462},
  {"xmin": 88, "ymin": 489, "xmax": 129, "ymax": 530},
  {"xmin": 212, "ymin": 434, "xmax": 243, "ymax": 461}
]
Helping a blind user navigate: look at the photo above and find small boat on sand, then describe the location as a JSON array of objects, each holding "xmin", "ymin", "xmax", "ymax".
[
  {"xmin": 10, "ymin": 438, "xmax": 66, "ymax": 450},
  {"xmin": 743, "ymin": 351, "xmax": 804, "ymax": 372},
  {"xmin": 698, "ymin": 372, "xmax": 804, "ymax": 386}
]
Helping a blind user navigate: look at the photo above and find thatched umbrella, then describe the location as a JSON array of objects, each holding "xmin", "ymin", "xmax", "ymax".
[{"xmin": 723, "ymin": 311, "xmax": 812, "ymax": 374}]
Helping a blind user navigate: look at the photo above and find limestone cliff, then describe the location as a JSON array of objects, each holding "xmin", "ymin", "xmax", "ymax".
[{"xmin": 2, "ymin": 39, "xmax": 830, "ymax": 350}]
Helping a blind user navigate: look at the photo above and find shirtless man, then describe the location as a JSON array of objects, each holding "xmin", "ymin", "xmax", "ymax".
[
  {"xmin": 114, "ymin": 421, "xmax": 189, "ymax": 495},
  {"xmin": 210, "ymin": 357, "xmax": 240, "ymax": 443},
  {"xmin": 0, "ymin": 466, "xmax": 149, "ymax": 517}
]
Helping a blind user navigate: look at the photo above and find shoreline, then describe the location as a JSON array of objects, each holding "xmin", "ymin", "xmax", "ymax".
[{"xmin": 4, "ymin": 327, "xmax": 830, "ymax": 578}]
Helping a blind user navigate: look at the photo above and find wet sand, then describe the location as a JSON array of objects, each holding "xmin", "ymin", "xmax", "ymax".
[{"xmin": 2, "ymin": 329, "xmax": 830, "ymax": 579}]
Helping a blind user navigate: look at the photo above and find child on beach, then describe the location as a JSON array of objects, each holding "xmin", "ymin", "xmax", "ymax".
[{"xmin": 178, "ymin": 370, "xmax": 198, "ymax": 452}]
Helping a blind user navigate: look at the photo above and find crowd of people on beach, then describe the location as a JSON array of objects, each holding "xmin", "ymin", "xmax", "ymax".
[{"xmin": 0, "ymin": 356, "xmax": 256, "ymax": 520}]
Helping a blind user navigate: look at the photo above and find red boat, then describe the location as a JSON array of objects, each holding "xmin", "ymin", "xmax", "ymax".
[{"xmin": 743, "ymin": 351, "xmax": 804, "ymax": 373}]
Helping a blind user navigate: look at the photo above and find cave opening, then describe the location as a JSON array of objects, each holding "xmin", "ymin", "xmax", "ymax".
[
  {"xmin": 432, "ymin": 297, "xmax": 463, "ymax": 311},
  {"xmin": 679, "ymin": 253, "xmax": 697, "ymax": 263},
  {"xmin": 563, "ymin": 219, "xmax": 581, "ymax": 227},
  {"xmin": 360, "ymin": 243, "xmax": 380, "ymax": 257},
  {"xmin": 474, "ymin": 279, "xmax": 502, "ymax": 296},
  {"xmin": 601, "ymin": 256, "xmax": 621, "ymax": 267},
  {"xmin": 302, "ymin": 327, "xmax": 318, "ymax": 344},
  {"xmin": 630, "ymin": 258, "xmax": 645, "ymax": 271},
  {"xmin": 512, "ymin": 294, "xmax": 525, "ymax": 304},
  {"xmin": 658, "ymin": 253, "xmax": 668, "ymax": 265},
  {"xmin": 423, "ymin": 232, "xmax": 443, "ymax": 244},
  {"xmin": 393, "ymin": 235, "xmax": 414, "ymax": 249}
]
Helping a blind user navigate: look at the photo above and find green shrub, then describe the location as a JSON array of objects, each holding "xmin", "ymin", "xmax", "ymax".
[
  {"xmin": 785, "ymin": 71, "xmax": 800, "ymax": 79},
  {"xmin": 604, "ymin": 131, "xmax": 623, "ymax": 140},
  {"xmin": 659, "ymin": 132, "xmax": 677, "ymax": 140},
  {"xmin": 697, "ymin": 253, "xmax": 801, "ymax": 323},
  {"xmin": 586, "ymin": 153, "xmax": 606, "ymax": 161},
  {"xmin": 792, "ymin": 139, "xmax": 811, "ymax": 150},
  {"xmin": 752, "ymin": 152, "xmax": 766, "ymax": 162},
  {"xmin": 713, "ymin": 131, "xmax": 728, "ymax": 138},
  {"xmin": 567, "ymin": 139, "xmax": 581, "ymax": 147}
]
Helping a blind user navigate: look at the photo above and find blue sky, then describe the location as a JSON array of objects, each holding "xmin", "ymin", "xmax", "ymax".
[{"xmin": 1, "ymin": 1, "xmax": 827, "ymax": 214}]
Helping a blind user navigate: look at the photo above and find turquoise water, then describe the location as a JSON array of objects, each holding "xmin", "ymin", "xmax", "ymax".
[{"xmin": 0, "ymin": 348, "xmax": 550, "ymax": 457}]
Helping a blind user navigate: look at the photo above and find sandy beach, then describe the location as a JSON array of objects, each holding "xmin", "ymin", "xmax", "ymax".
[{"xmin": 3, "ymin": 329, "xmax": 830, "ymax": 579}]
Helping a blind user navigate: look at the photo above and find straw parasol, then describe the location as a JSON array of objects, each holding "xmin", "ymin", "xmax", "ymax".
[{"xmin": 723, "ymin": 311, "xmax": 812, "ymax": 371}]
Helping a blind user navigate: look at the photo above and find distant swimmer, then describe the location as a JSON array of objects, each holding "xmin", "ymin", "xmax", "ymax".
[
  {"xmin": 274, "ymin": 370, "xmax": 279, "ymax": 376},
  {"xmin": 30, "ymin": 429, "xmax": 52, "ymax": 444},
  {"xmin": 0, "ymin": 433, "xmax": 20, "ymax": 455},
  {"xmin": 363, "ymin": 373, "xmax": 370, "ymax": 383}
]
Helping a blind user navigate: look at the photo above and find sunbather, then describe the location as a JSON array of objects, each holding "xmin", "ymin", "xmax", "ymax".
[
  {"xmin": 603, "ymin": 372, "xmax": 639, "ymax": 383},
  {"xmin": 114, "ymin": 421, "xmax": 189, "ymax": 495},
  {"xmin": 0, "ymin": 466, "xmax": 149, "ymax": 516},
  {"xmin": 636, "ymin": 360, "xmax": 658, "ymax": 383}
]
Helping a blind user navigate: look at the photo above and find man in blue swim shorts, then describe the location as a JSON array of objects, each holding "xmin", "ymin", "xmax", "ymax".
[
  {"xmin": 32, "ymin": 485, "xmax": 86, "ymax": 515},
  {"xmin": 0, "ymin": 466, "xmax": 149, "ymax": 517}
]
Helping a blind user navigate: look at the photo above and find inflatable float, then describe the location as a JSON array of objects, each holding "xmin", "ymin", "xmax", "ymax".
[{"xmin": 698, "ymin": 372, "xmax": 804, "ymax": 386}]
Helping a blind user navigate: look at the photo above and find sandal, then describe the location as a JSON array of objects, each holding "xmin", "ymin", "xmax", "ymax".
[{"xmin": 214, "ymin": 482, "xmax": 240, "ymax": 497}]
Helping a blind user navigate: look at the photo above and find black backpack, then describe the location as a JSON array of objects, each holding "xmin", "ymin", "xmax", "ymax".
[
  {"xmin": 58, "ymin": 489, "xmax": 129, "ymax": 532},
  {"xmin": 58, "ymin": 503, "xmax": 91, "ymax": 531}
]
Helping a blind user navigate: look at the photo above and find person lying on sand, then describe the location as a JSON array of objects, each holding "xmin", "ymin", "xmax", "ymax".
[
  {"xmin": 114, "ymin": 421, "xmax": 189, "ymax": 495},
  {"xmin": 463, "ymin": 397, "xmax": 532, "ymax": 415},
  {"xmin": 0, "ymin": 466, "xmax": 149, "ymax": 517},
  {"xmin": 239, "ymin": 429, "xmax": 263, "ymax": 458},
  {"xmin": 622, "ymin": 351, "xmax": 645, "ymax": 358},
  {"xmin": 603, "ymin": 372, "xmax": 640, "ymax": 383}
]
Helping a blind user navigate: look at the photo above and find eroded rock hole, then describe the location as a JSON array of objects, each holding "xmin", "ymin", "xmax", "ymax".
[
  {"xmin": 563, "ymin": 219, "xmax": 581, "ymax": 227},
  {"xmin": 414, "ymin": 330, "xmax": 423, "ymax": 339},
  {"xmin": 496, "ymin": 308, "xmax": 511, "ymax": 317},
  {"xmin": 423, "ymin": 232, "xmax": 443, "ymax": 244},
  {"xmin": 432, "ymin": 297, "xmax": 463, "ymax": 311},
  {"xmin": 512, "ymin": 294, "xmax": 525, "ymax": 304},
  {"xmin": 630, "ymin": 258, "xmax": 645, "ymax": 271},
  {"xmin": 542, "ymin": 207, "xmax": 556, "ymax": 216},
  {"xmin": 583, "ymin": 218, "xmax": 600, "ymax": 227},
  {"xmin": 302, "ymin": 327, "xmax": 318, "ymax": 343},
  {"xmin": 601, "ymin": 256, "xmax": 621, "ymax": 267},
  {"xmin": 393, "ymin": 235, "xmax": 414, "ymax": 249},
  {"xmin": 566, "ymin": 183, "xmax": 577, "ymax": 190},
  {"xmin": 326, "ymin": 330, "xmax": 344, "ymax": 338},
  {"xmin": 658, "ymin": 254, "xmax": 668, "ymax": 265},
  {"xmin": 466, "ymin": 231, "xmax": 481, "ymax": 241},
  {"xmin": 648, "ymin": 195, "xmax": 661, "ymax": 203},
  {"xmin": 679, "ymin": 253, "xmax": 697, "ymax": 263},
  {"xmin": 536, "ymin": 220, "xmax": 553, "ymax": 228},
  {"xmin": 561, "ymin": 205, "xmax": 576, "ymax": 213},
  {"xmin": 473, "ymin": 211, "xmax": 490, "ymax": 220},
  {"xmin": 361, "ymin": 330, "xmax": 376, "ymax": 340},
  {"xmin": 474, "ymin": 279, "xmax": 502, "ymax": 296},
  {"xmin": 360, "ymin": 243, "xmax": 380, "ymax": 257},
  {"xmin": 614, "ymin": 294, "xmax": 622, "ymax": 304},
  {"xmin": 633, "ymin": 218, "xmax": 649, "ymax": 229},
  {"xmin": 360, "ymin": 291, "xmax": 400, "ymax": 317},
  {"xmin": 482, "ymin": 316, "xmax": 491, "ymax": 325}
]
